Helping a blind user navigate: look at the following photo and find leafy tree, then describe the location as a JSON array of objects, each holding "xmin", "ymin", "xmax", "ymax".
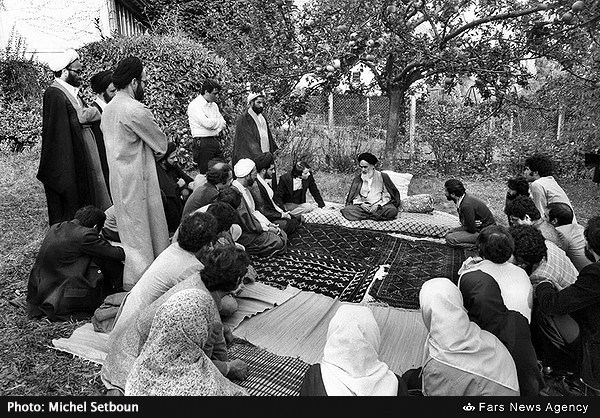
[{"xmin": 296, "ymin": 0, "xmax": 600, "ymax": 158}]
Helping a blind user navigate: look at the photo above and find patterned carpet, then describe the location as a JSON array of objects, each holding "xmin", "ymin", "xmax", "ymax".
[
  {"xmin": 368, "ymin": 238, "xmax": 466, "ymax": 310},
  {"xmin": 252, "ymin": 223, "xmax": 465, "ymax": 309}
]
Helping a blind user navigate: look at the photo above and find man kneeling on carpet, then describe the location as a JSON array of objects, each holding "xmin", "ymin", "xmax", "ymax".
[
  {"xmin": 102, "ymin": 240, "xmax": 251, "ymax": 395},
  {"xmin": 340, "ymin": 152, "xmax": 400, "ymax": 221},
  {"xmin": 299, "ymin": 304, "xmax": 409, "ymax": 396},
  {"xmin": 27, "ymin": 205, "xmax": 125, "ymax": 322}
]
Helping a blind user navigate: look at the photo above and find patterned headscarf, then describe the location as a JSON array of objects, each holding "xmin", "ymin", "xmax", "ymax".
[
  {"xmin": 125, "ymin": 288, "xmax": 248, "ymax": 396},
  {"xmin": 320, "ymin": 304, "xmax": 398, "ymax": 396}
]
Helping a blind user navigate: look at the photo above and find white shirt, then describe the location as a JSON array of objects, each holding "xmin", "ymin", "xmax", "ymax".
[
  {"xmin": 187, "ymin": 94, "xmax": 226, "ymax": 137},
  {"xmin": 232, "ymin": 180, "xmax": 271, "ymax": 231},
  {"xmin": 94, "ymin": 96, "xmax": 108, "ymax": 111},
  {"xmin": 55, "ymin": 77, "xmax": 81, "ymax": 104}
]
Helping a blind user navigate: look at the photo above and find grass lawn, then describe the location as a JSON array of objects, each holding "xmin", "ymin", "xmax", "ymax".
[{"xmin": 1, "ymin": 146, "xmax": 599, "ymax": 396}]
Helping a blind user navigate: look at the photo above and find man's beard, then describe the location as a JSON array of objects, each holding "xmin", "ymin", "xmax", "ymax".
[
  {"xmin": 103, "ymin": 91, "xmax": 113, "ymax": 103},
  {"xmin": 66, "ymin": 72, "xmax": 81, "ymax": 87},
  {"xmin": 252, "ymin": 105, "xmax": 263, "ymax": 114},
  {"xmin": 445, "ymin": 194, "xmax": 455, "ymax": 202},
  {"xmin": 134, "ymin": 83, "xmax": 145, "ymax": 102},
  {"xmin": 246, "ymin": 177, "xmax": 255, "ymax": 187}
]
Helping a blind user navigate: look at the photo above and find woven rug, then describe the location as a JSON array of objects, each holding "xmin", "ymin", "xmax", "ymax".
[
  {"xmin": 228, "ymin": 338, "xmax": 308, "ymax": 396},
  {"xmin": 368, "ymin": 238, "xmax": 466, "ymax": 310},
  {"xmin": 252, "ymin": 248, "xmax": 376, "ymax": 303}
]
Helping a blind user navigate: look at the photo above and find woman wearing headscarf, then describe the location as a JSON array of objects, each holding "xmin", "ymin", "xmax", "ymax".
[
  {"xmin": 299, "ymin": 303, "xmax": 407, "ymax": 396},
  {"xmin": 340, "ymin": 153, "xmax": 400, "ymax": 221},
  {"xmin": 416, "ymin": 277, "xmax": 520, "ymax": 396},
  {"xmin": 125, "ymin": 288, "xmax": 248, "ymax": 396}
]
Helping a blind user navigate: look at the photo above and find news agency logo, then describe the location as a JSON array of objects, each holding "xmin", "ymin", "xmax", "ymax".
[{"xmin": 463, "ymin": 403, "xmax": 475, "ymax": 412}]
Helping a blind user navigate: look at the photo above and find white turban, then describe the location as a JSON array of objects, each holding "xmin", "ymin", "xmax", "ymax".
[
  {"xmin": 48, "ymin": 49, "xmax": 80, "ymax": 72},
  {"xmin": 234, "ymin": 158, "xmax": 255, "ymax": 178},
  {"xmin": 247, "ymin": 91, "xmax": 265, "ymax": 105}
]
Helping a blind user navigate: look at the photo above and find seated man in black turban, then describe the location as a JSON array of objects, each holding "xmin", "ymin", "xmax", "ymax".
[{"xmin": 340, "ymin": 152, "xmax": 401, "ymax": 221}]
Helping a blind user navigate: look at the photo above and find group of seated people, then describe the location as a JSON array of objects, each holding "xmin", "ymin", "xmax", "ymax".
[{"xmin": 25, "ymin": 150, "xmax": 600, "ymax": 396}]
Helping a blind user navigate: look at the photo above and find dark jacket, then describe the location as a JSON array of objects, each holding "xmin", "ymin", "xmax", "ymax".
[
  {"xmin": 457, "ymin": 193, "xmax": 496, "ymax": 233},
  {"xmin": 27, "ymin": 219, "xmax": 125, "ymax": 321},
  {"xmin": 232, "ymin": 110, "xmax": 278, "ymax": 165},
  {"xmin": 274, "ymin": 172, "xmax": 325, "ymax": 208},
  {"xmin": 250, "ymin": 179, "xmax": 286, "ymax": 222},
  {"xmin": 37, "ymin": 82, "xmax": 93, "ymax": 224},
  {"xmin": 536, "ymin": 262, "xmax": 600, "ymax": 388},
  {"xmin": 90, "ymin": 101, "xmax": 110, "ymax": 197},
  {"xmin": 344, "ymin": 171, "xmax": 400, "ymax": 208}
]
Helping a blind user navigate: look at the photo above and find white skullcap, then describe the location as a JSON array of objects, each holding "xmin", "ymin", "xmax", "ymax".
[
  {"xmin": 247, "ymin": 91, "xmax": 265, "ymax": 105},
  {"xmin": 234, "ymin": 158, "xmax": 255, "ymax": 178},
  {"xmin": 48, "ymin": 49, "xmax": 80, "ymax": 72}
]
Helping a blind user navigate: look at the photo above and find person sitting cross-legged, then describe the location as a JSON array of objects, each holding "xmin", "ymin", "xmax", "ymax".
[
  {"xmin": 251, "ymin": 152, "xmax": 300, "ymax": 236},
  {"xmin": 231, "ymin": 158, "xmax": 288, "ymax": 258},
  {"xmin": 27, "ymin": 205, "xmax": 125, "ymax": 322},
  {"xmin": 340, "ymin": 152, "xmax": 400, "ymax": 222},
  {"xmin": 547, "ymin": 202, "xmax": 592, "ymax": 272},
  {"xmin": 274, "ymin": 160, "xmax": 325, "ymax": 218},
  {"xmin": 444, "ymin": 178, "xmax": 496, "ymax": 249},
  {"xmin": 505, "ymin": 195, "xmax": 567, "ymax": 253}
]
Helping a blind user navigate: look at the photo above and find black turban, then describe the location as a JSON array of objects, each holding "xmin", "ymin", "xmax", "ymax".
[
  {"xmin": 112, "ymin": 56, "xmax": 143, "ymax": 89},
  {"xmin": 357, "ymin": 152, "xmax": 378, "ymax": 165},
  {"xmin": 253, "ymin": 152, "xmax": 274, "ymax": 173},
  {"xmin": 90, "ymin": 70, "xmax": 113, "ymax": 94},
  {"xmin": 159, "ymin": 142, "xmax": 178, "ymax": 162}
]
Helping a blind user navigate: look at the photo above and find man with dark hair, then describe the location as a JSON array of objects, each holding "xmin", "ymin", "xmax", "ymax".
[
  {"xmin": 89, "ymin": 69, "xmax": 116, "ymax": 193},
  {"xmin": 458, "ymin": 224, "xmax": 544, "ymax": 395},
  {"xmin": 187, "ymin": 79, "xmax": 227, "ymax": 174},
  {"xmin": 110, "ymin": 211, "xmax": 217, "ymax": 338},
  {"xmin": 524, "ymin": 153, "xmax": 576, "ymax": 223},
  {"xmin": 38, "ymin": 49, "xmax": 112, "ymax": 225},
  {"xmin": 505, "ymin": 195, "xmax": 566, "ymax": 253},
  {"xmin": 101, "ymin": 56, "xmax": 170, "ymax": 291},
  {"xmin": 251, "ymin": 152, "xmax": 299, "ymax": 235},
  {"xmin": 182, "ymin": 162, "xmax": 233, "ymax": 219},
  {"xmin": 232, "ymin": 158, "xmax": 288, "ymax": 257},
  {"xmin": 232, "ymin": 90, "xmax": 279, "ymax": 167},
  {"xmin": 547, "ymin": 202, "xmax": 592, "ymax": 272},
  {"xmin": 509, "ymin": 224, "xmax": 580, "ymax": 386},
  {"xmin": 444, "ymin": 178, "xmax": 496, "ymax": 248},
  {"xmin": 27, "ymin": 205, "xmax": 125, "ymax": 321},
  {"xmin": 275, "ymin": 160, "xmax": 325, "ymax": 218},
  {"xmin": 535, "ymin": 215, "xmax": 600, "ymax": 395}
]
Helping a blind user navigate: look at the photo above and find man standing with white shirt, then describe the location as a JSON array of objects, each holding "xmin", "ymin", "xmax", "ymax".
[
  {"xmin": 187, "ymin": 79, "xmax": 227, "ymax": 174},
  {"xmin": 231, "ymin": 158, "xmax": 287, "ymax": 257}
]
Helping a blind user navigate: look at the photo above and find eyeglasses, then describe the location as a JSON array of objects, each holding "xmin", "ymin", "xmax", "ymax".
[
  {"xmin": 359, "ymin": 164, "xmax": 370, "ymax": 168},
  {"xmin": 137, "ymin": 78, "xmax": 148, "ymax": 85},
  {"xmin": 67, "ymin": 67, "xmax": 83, "ymax": 75}
]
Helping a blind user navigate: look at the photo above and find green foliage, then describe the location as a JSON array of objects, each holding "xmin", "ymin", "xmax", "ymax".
[{"xmin": 78, "ymin": 33, "xmax": 235, "ymax": 166}]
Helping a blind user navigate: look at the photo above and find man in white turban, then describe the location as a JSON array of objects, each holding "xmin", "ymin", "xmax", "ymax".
[
  {"xmin": 37, "ymin": 49, "xmax": 112, "ymax": 225},
  {"xmin": 232, "ymin": 90, "xmax": 279, "ymax": 187},
  {"xmin": 230, "ymin": 158, "xmax": 287, "ymax": 257}
]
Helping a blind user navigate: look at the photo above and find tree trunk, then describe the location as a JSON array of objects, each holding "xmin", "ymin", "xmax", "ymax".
[{"xmin": 385, "ymin": 86, "xmax": 407, "ymax": 158}]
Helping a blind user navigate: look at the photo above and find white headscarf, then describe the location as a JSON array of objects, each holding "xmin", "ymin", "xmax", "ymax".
[
  {"xmin": 234, "ymin": 158, "xmax": 255, "ymax": 178},
  {"xmin": 419, "ymin": 277, "xmax": 519, "ymax": 393},
  {"xmin": 320, "ymin": 304, "xmax": 398, "ymax": 396},
  {"xmin": 48, "ymin": 49, "xmax": 80, "ymax": 72}
]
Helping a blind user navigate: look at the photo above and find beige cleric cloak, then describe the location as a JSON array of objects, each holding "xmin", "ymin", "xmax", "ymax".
[{"xmin": 100, "ymin": 90, "xmax": 170, "ymax": 290}]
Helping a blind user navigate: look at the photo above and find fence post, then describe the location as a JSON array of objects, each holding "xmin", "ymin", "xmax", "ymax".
[
  {"xmin": 409, "ymin": 95, "xmax": 416, "ymax": 158},
  {"xmin": 328, "ymin": 93, "xmax": 334, "ymax": 130},
  {"xmin": 557, "ymin": 106, "xmax": 564, "ymax": 143}
]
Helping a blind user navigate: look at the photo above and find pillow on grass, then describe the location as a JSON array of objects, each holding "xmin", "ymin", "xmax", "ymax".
[
  {"xmin": 401, "ymin": 194, "xmax": 435, "ymax": 213},
  {"xmin": 381, "ymin": 170, "xmax": 413, "ymax": 199}
]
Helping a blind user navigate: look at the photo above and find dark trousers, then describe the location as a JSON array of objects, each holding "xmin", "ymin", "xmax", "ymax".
[
  {"xmin": 192, "ymin": 136, "xmax": 224, "ymax": 174},
  {"xmin": 44, "ymin": 184, "xmax": 76, "ymax": 226}
]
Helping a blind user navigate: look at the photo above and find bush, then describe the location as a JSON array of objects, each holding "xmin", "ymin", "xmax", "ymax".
[{"xmin": 78, "ymin": 33, "xmax": 239, "ymax": 168}]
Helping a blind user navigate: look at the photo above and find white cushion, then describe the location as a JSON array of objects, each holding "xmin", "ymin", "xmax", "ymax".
[{"xmin": 381, "ymin": 170, "xmax": 412, "ymax": 199}]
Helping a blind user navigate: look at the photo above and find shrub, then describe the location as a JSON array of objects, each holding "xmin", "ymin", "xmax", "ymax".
[{"xmin": 78, "ymin": 33, "xmax": 239, "ymax": 168}]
